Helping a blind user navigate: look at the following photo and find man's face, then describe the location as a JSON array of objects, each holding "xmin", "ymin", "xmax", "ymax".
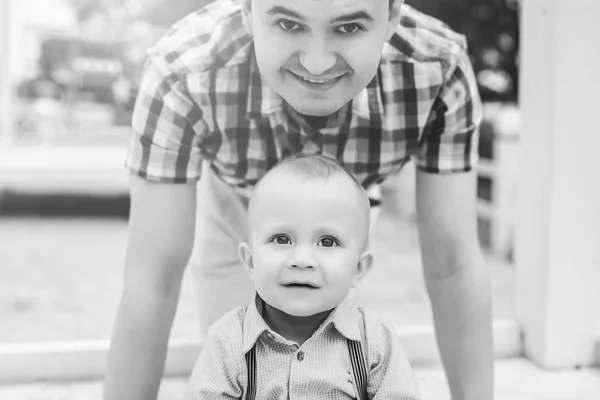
[
  {"xmin": 241, "ymin": 169, "xmax": 371, "ymax": 317},
  {"xmin": 249, "ymin": 0, "xmax": 392, "ymax": 116}
]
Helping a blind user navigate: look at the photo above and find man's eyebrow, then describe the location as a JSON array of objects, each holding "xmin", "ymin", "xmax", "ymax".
[
  {"xmin": 330, "ymin": 11, "xmax": 374, "ymax": 24},
  {"xmin": 266, "ymin": 6, "xmax": 374, "ymax": 24},
  {"xmin": 266, "ymin": 6, "xmax": 306, "ymax": 21}
]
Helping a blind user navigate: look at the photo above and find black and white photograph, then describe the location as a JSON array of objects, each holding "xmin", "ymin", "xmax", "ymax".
[{"xmin": 0, "ymin": 0, "xmax": 598, "ymax": 399}]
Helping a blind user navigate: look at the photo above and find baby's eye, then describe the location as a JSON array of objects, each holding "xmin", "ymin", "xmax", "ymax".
[
  {"xmin": 319, "ymin": 237, "xmax": 339, "ymax": 247},
  {"xmin": 274, "ymin": 235, "xmax": 291, "ymax": 245}
]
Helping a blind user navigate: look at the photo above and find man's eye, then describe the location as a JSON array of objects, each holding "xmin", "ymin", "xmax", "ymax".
[
  {"xmin": 278, "ymin": 20, "xmax": 301, "ymax": 31},
  {"xmin": 338, "ymin": 23, "xmax": 362, "ymax": 34},
  {"xmin": 319, "ymin": 237, "xmax": 338, "ymax": 247},
  {"xmin": 275, "ymin": 235, "xmax": 291, "ymax": 245}
]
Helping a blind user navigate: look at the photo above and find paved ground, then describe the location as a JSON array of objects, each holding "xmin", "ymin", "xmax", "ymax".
[{"xmin": 1, "ymin": 359, "xmax": 599, "ymax": 400}]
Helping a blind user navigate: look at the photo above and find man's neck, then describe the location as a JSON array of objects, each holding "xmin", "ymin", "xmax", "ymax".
[
  {"xmin": 303, "ymin": 115, "xmax": 329, "ymax": 130},
  {"xmin": 283, "ymin": 103, "xmax": 348, "ymax": 131},
  {"xmin": 262, "ymin": 302, "xmax": 333, "ymax": 346}
]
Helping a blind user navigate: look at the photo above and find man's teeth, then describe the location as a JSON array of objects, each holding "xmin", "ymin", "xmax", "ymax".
[{"xmin": 302, "ymin": 77, "xmax": 336, "ymax": 84}]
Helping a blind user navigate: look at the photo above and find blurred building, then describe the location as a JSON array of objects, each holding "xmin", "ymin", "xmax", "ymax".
[{"xmin": 2, "ymin": 0, "xmax": 78, "ymax": 83}]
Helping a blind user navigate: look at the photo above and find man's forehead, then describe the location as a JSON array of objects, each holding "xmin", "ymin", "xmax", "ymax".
[{"xmin": 254, "ymin": 0, "xmax": 386, "ymax": 17}]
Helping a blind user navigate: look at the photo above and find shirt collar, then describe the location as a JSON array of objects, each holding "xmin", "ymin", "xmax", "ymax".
[
  {"xmin": 328, "ymin": 294, "xmax": 362, "ymax": 342},
  {"xmin": 242, "ymin": 293, "xmax": 361, "ymax": 353},
  {"xmin": 350, "ymin": 69, "xmax": 385, "ymax": 120},
  {"xmin": 245, "ymin": 50, "xmax": 283, "ymax": 119},
  {"xmin": 242, "ymin": 293, "xmax": 272, "ymax": 354}
]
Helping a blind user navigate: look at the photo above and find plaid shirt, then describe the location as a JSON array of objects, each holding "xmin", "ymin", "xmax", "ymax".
[
  {"xmin": 185, "ymin": 294, "xmax": 422, "ymax": 400},
  {"xmin": 126, "ymin": 0, "xmax": 482, "ymax": 195}
]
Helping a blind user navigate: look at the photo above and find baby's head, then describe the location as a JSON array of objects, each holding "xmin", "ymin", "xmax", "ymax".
[{"xmin": 239, "ymin": 153, "xmax": 373, "ymax": 317}]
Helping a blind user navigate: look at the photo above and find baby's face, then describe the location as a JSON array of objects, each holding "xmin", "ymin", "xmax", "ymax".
[{"xmin": 241, "ymin": 169, "xmax": 371, "ymax": 317}]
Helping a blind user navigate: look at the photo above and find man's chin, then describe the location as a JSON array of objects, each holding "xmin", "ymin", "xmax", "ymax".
[{"xmin": 285, "ymin": 100, "xmax": 347, "ymax": 117}]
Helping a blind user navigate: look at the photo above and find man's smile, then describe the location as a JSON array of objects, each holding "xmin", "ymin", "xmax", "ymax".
[{"xmin": 288, "ymin": 71, "xmax": 346, "ymax": 91}]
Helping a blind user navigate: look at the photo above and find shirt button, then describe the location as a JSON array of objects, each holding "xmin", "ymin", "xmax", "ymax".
[
  {"xmin": 297, "ymin": 351, "xmax": 305, "ymax": 361},
  {"xmin": 266, "ymin": 333, "xmax": 274, "ymax": 340}
]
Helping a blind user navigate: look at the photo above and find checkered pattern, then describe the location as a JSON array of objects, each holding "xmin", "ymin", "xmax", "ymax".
[
  {"xmin": 185, "ymin": 295, "xmax": 422, "ymax": 400},
  {"xmin": 126, "ymin": 0, "xmax": 482, "ymax": 195}
]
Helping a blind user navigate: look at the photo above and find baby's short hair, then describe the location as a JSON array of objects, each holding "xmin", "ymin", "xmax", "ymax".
[
  {"xmin": 250, "ymin": 153, "xmax": 372, "ymax": 248},
  {"xmin": 268, "ymin": 153, "xmax": 364, "ymax": 190}
]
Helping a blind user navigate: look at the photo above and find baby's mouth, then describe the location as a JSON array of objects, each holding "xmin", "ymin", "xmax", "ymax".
[{"xmin": 282, "ymin": 282, "xmax": 319, "ymax": 289}]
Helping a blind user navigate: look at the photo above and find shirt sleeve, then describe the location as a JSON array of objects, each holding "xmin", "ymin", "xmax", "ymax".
[
  {"xmin": 185, "ymin": 320, "xmax": 245, "ymax": 400},
  {"xmin": 415, "ymin": 45, "xmax": 483, "ymax": 174},
  {"xmin": 125, "ymin": 55, "xmax": 210, "ymax": 183},
  {"xmin": 365, "ymin": 315, "xmax": 422, "ymax": 400}
]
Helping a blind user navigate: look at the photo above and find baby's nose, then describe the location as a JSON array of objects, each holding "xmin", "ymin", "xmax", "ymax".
[
  {"xmin": 289, "ymin": 248, "xmax": 316, "ymax": 269},
  {"xmin": 291, "ymin": 260, "xmax": 315, "ymax": 269}
]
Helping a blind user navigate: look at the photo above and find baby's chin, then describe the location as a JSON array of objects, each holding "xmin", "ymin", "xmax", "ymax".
[{"xmin": 264, "ymin": 299, "xmax": 333, "ymax": 319}]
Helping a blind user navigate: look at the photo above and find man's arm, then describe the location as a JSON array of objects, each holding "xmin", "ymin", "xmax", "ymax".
[
  {"xmin": 103, "ymin": 174, "xmax": 198, "ymax": 400},
  {"xmin": 415, "ymin": 169, "xmax": 493, "ymax": 400}
]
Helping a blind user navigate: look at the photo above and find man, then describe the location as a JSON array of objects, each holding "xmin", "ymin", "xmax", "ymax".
[{"xmin": 104, "ymin": 0, "xmax": 493, "ymax": 399}]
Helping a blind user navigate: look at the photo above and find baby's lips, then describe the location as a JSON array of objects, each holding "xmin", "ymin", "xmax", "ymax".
[{"xmin": 282, "ymin": 281, "xmax": 319, "ymax": 289}]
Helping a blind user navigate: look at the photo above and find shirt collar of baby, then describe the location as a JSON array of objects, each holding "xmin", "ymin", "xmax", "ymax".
[
  {"xmin": 242, "ymin": 293, "xmax": 362, "ymax": 353},
  {"xmin": 242, "ymin": 293, "xmax": 272, "ymax": 354},
  {"xmin": 328, "ymin": 296, "xmax": 362, "ymax": 342}
]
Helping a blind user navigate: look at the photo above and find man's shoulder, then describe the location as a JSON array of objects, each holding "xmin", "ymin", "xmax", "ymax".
[
  {"xmin": 385, "ymin": 4, "xmax": 468, "ymax": 66},
  {"xmin": 147, "ymin": 0, "xmax": 252, "ymax": 77}
]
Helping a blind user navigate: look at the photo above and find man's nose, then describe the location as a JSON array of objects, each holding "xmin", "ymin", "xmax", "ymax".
[{"xmin": 298, "ymin": 36, "xmax": 337, "ymax": 77}]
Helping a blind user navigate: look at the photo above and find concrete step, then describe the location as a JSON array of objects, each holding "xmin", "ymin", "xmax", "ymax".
[{"xmin": 0, "ymin": 359, "xmax": 598, "ymax": 400}]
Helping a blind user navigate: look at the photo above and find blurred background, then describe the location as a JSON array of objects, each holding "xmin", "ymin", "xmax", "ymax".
[{"xmin": 0, "ymin": 0, "xmax": 519, "ymax": 355}]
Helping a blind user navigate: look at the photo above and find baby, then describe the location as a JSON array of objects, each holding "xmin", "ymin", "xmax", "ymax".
[{"xmin": 186, "ymin": 153, "xmax": 421, "ymax": 400}]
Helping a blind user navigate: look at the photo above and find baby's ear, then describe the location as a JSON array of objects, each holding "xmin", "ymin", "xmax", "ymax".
[
  {"xmin": 352, "ymin": 251, "xmax": 373, "ymax": 288},
  {"xmin": 238, "ymin": 242, "xmax": 255, "ymax": 279}
]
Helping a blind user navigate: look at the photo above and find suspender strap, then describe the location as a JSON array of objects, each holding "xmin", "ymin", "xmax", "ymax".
[
  {"xmin": 245, "ymin": 346, "xmax": 257, "ymax": 400},
  {"xmin": 246, "ymin": 342, "xmax": 366, "ymax": 400},
  {"xmin": 347, "ymin": 339, "xmax": 368, "ymax": 400},
  {"xmin": 244, "ymin": 309, "xmax": 368, "ymax": 400},
  {"xmin": 243, "ymin": 306, "xmax": 257, "ymax": 400},
  {"xmin": 347, "ymin": 310, "xmax": 368, "ymax": 400}
]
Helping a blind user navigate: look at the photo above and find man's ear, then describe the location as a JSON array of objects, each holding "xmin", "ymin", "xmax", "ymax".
[
  {"xmin": 241, "ymin": 0, "xmax": 253, "ymax": 34},
  {"xmin": 238, "ymin": 242, "xmax": 255, "ymax": 279},
  {"xmin": 241, "ymin": 0, "xmax": 252, "ymax": 14},
  {"xmin": 352, "ymin": 250, "xmax": 373, "ymax": 288},
  {"xmin": 387, "ymin": 0, "xmax": 404, "ymax": 41}
]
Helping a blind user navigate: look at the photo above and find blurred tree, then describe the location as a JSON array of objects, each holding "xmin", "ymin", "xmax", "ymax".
[
  {"xmin": 67, "ymin": 0, "xmax": 120, "ymax": 21},
  {"xmin": 143, "ymin": 0, "xmax": 212, "ymax": 26},
  {"xmin": 406, "ymin": 0, "xmax": 520, "ymax": 102}
]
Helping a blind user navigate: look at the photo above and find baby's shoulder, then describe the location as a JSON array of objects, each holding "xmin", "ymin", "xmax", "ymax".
[
  {"xmin": 355, "ymin": 307, "xmax": 401, "ymax": 353},
  {"xmin": 205, "ymin": 306, "xmax": 246, "ymax": 352}
]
